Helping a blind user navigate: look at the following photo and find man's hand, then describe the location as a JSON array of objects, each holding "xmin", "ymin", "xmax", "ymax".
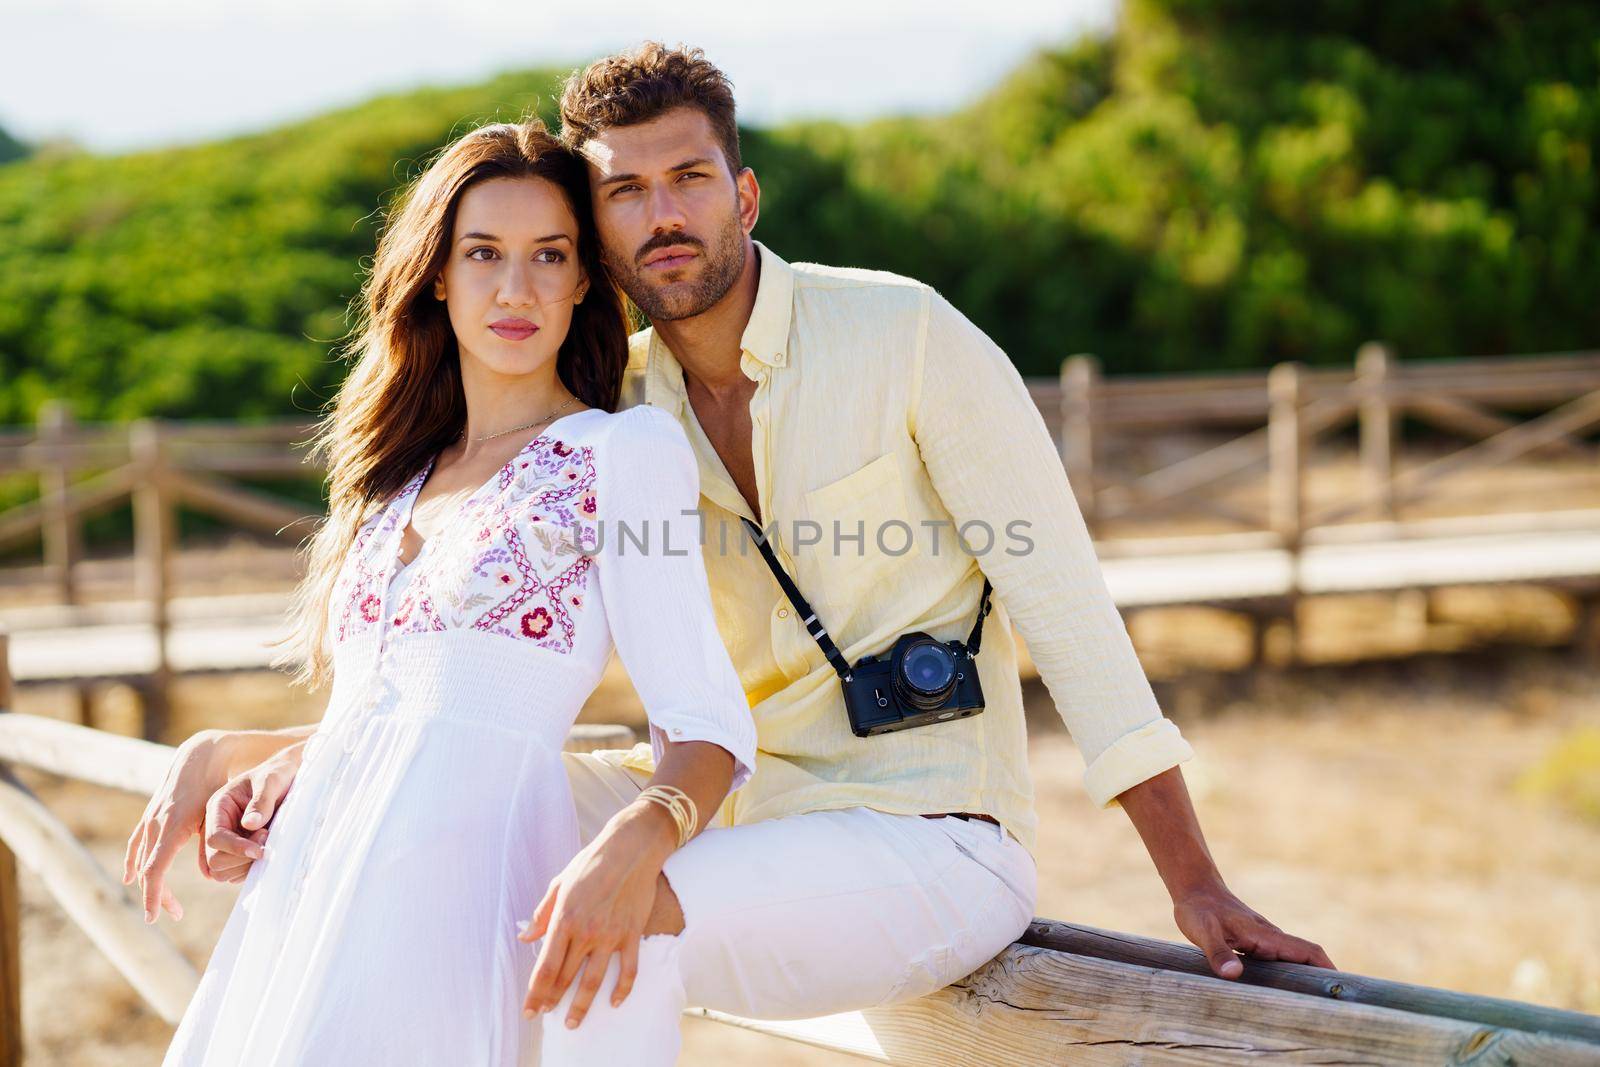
[
  {"xmin": 122, "ymin": 729, "xmax": 235, "ymax": 923},
  {"xmin": 201, "ymin": 741, "xmax": 306, "ymax": 883},
  {"xmin": 1173, "ymin": 881, "xmax": 1336, "ymax": 979}
]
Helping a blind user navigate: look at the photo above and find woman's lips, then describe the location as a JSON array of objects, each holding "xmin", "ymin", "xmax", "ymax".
[{"xmin": 490, "ymin": 321, "xmax": 539, "ymax": 341}]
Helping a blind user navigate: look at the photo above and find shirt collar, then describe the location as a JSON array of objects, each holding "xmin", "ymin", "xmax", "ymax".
[
  {"xmin": 643, "ymin": 240, "xmax": 794, "ymax": 414},
  {"xmin": 741, "ymin": 240, "xmax": 794, "ymax": 370}
]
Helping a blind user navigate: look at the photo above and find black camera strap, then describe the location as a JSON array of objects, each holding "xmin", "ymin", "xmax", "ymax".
[{"xmin": 738, "ymin": 516, "xmax": 993, "ymax": 680}]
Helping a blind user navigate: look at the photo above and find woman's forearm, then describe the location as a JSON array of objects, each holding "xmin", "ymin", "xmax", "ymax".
[{"xmin": 604, "ymin": 738, "xmax": 735, "ymax": 864}]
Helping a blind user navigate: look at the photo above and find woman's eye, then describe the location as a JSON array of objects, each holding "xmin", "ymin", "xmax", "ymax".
[
  {"xmin": 466, "ymin": 247, "xmax": 497, "ymax": 261},
  {"xmin": 535, "ymin": 249, "xmax": 567, "ymax": 264}
]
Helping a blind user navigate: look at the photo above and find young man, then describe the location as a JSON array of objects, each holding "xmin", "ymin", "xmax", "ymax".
[{"xmin": 527, "ymin": 41, "xmax": 1335, "ymax": 1062}]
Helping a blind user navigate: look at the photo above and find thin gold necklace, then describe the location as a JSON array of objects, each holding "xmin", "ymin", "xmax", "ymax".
[{"xmin": 458, "ymin": 395, "xmax": 583, "ymax": 444}]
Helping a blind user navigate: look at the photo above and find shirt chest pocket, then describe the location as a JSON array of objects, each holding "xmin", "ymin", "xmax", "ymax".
[{"xmin": 799, "ymin": 450, "xmax": 922, "ymax": 622}]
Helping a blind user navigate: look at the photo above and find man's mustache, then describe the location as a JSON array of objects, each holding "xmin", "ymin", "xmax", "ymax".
[{"xmin": 635, "ymin": 232, "xmax": 706, "ymax": 266}]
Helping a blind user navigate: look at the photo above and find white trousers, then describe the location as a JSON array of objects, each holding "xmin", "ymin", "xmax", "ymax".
[{"xmin": 536, "ymin": 750, "xmax": 1038, "ymax": 1066}]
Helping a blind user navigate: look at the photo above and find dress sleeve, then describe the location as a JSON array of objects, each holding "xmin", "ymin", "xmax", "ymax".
[
  {"xmin": 595, "ymin": 405, "xmax": 759, "ymax": 791},
  {"xmin": 910, "ymin": 289, "xmax": 1195, "ymax": 809}
]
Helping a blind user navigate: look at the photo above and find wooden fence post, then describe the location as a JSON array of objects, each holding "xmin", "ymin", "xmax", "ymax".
[
  {"xmin": 1267, "ymin": 363, "xmax": 1307, "ymax": 666},
  {"xmin": 130, "ymin": 421, "xmax": 173, "ymax": 743},
  {"xmin": 0, "ymin": 632, "xmax": 20, "ymax": 1067},
  {"xmin": 39, "ymin": 402, "xmax": 95, "ymax": 728},
  {"xmin": 1061, "ymin": 354, "xmax": 1101, "ymax": 535},
  {"xmin": 39, "ymin": 402, "xmax": 80, "ymax": 605},
  {"xmin": 1357, "ymin": 344, "xmax": 1432, "ymax": 642},
  {"xmin": 1356, "ymin": 342, "xmax": 1397, "ymax": 522}
]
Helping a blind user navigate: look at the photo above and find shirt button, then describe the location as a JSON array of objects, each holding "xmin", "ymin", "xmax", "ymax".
[
  {"xmin": 671, "ymin": 727, "xmax": 684, "ymax": 736},
  {"xmin": 776, "ymin": 607, "xmax": 789, "ymax": 619}
]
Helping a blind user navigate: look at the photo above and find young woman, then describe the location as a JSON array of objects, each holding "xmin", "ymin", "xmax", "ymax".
[{"xmin": 127, "ymin": 118, "xmax": 756, "ymax": 1065}]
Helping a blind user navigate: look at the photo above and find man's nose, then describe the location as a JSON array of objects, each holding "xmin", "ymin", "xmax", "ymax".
[{"xmin": 647, "ymin": 183, "xmax": 688, "ymax": 235}]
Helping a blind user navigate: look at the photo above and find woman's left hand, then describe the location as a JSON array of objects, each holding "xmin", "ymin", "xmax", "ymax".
[{"xmin": 519, "ymin": 802, "xmax": 675, "ymax": 1029}]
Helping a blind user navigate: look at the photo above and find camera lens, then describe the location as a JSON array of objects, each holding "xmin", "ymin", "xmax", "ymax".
[{"xmin": 894, "ymin": 638, "xmax": 957, "ymax": 710}]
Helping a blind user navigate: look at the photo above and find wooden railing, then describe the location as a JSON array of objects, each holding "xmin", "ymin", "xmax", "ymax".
[
  {"xmin": 4, "ymin": 346, "xmax": 1600, "ymax": 733},
  {"xmin": 1049, "ymin": 346, "xmax": 1600, "ymax": 536},
  {"xmin": 3, "ymin": 632, "xmax": 1599, "ymax": 1064}
]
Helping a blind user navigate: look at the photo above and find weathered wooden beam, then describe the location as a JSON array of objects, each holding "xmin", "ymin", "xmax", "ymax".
[
  {"xmin": 1061, "ymin": 354, "xmax": 1100, "ymax": 533},
  {"xmin": 0, "ymin": 713, "xmax": 633, "ymax": 796},
  {"xmin": 166, "ymin": 467, "xmax": 321, "ymax": 540},
  {"xmin": 1408, "ymin": 395, "xmax": 1595, "ymax": 461},
  {"xmin": 131, "ymin": 421, "xmax": 174, "ymax": 743},
  {"xmin": 1096, "ymin": 398, "xmax": 1349, "ymax": 522},
  {"xmin": 0, "ymin": 711, "xmax": 176, "ymax": 795},
  {"xmin": 0, "ymin": 764, "xmax": 200, "ymax": 1025},
  {"xmin": 0, "ymin": 634, "xmax": 20, "ymax": 1067},
  {"xmin": 1357, "ymin": 342, "xmax": 1398, "ymax": 521},
  {"xmin": 0, "ymin": 462, "xmax": 142, "ymax": 551},
  {"xmin": 691, "ymin": 941, "xmax": 1600, "ymax": 1065},
  {"xmin": 1311, "ymin": 387, "xmax": 1600, "ymax": 527},
  {"xmin": 1023, "ymin": 919, "xmax": 1600, "ymax": 1046}
]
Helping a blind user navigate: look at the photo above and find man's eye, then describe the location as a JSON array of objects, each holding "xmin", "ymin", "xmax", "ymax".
[
  {"xmin": 466, "ymin": 247, "xmax": 497, "ymax": 260},
  {"xmin": 609, "ymin": 184, "xmax": 641, "ymax": 197},
  {"xmin": 678, "ymin": 172, "xmax": 705, "ymax": 181}
]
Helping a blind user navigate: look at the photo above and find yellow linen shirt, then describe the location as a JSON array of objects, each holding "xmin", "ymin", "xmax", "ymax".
[{"xmin": 613, "ymin": 241, "xmax": 1194, "ymax": 855}]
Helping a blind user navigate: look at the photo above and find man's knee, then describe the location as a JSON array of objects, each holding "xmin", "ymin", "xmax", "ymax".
[{"xmin": 643, "ymin": 871, "xmax": 685, "ymax": 937}]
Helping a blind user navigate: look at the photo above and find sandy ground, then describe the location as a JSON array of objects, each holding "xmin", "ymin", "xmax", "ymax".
[
  {"xmin": 8, "ymin": 637, "xmax": 1600, "ymax": 1065},
  {"xmin": 4, "ymin": 445, "xmax": 1599, "ymax": 1062}
]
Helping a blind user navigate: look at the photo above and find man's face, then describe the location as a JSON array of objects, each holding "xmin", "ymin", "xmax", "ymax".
[{"xmin": 581, "ymin": 106, "xmax": 756, "ymax": 322}]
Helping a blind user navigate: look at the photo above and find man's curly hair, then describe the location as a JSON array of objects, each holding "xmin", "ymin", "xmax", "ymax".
[{"xmin": 559, "ymin": 41, "xmax": 742, "ymax": 176}]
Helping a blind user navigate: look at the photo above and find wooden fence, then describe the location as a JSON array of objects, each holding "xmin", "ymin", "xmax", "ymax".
[{"xmin": 3, "ymin": 345, "xmax": 1600, "ymax": 737}]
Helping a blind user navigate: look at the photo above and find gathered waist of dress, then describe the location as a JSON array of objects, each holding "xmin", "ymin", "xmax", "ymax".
[{"xmin": 320, "ymin": 629, "xmax": 603, "ymax": 745}]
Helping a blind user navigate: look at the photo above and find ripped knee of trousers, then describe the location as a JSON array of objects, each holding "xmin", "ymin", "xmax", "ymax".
[{"xmin": 643, "ymin": 870, "xmax": 685, "ymax": 938}]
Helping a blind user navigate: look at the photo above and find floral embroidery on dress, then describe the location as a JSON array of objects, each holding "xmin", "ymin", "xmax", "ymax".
[
  {"xmin": 330, "ymin": 464, "xmax": 432, "ymax": 644},
  {"xmin": 329, "ymin": 432, "xmax": 601, "ymax": 656}
]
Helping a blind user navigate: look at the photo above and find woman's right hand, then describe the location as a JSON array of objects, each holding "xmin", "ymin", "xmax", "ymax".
[
  {"xmin": 200, "ymin": 741, "xmax": 306, "ymax": 883},
  {"xmin": 122, "ymin": 728, "xmax": 238, "ymax": 923}
]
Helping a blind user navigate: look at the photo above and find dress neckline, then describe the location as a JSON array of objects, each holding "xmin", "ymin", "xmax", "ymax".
[{"xmin": 394, "ymin": 407, "xmax": 603, "ymax": 570}]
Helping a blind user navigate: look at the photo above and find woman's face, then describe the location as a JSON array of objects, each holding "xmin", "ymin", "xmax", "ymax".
[{"xmin": 434, "ymin": 175, "xmax": 588, "ymax": 378}]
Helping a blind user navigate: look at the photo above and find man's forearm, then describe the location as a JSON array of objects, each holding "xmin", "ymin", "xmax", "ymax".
[
  {"xmin": 214, "ymin": 724, "xmax": 318, "ymax": 780},
  {"xmin": 1114, "ymin": 765, "xmax": 1227, "ymax": 899}
]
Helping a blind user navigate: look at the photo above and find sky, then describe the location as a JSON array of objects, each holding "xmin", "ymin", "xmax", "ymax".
[{"xmin": 1, "ymin": 0, "xmax": 1119, "ymax": 153}]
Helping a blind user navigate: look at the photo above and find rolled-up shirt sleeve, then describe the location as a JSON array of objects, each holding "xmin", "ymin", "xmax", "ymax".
[
  {"xmin": 910, "ymin": 290, "xmax": 1195, "ymax": 809},
  {"xmin": 595, "ymin": 405, "xmax": 758, "ymax": 791}
]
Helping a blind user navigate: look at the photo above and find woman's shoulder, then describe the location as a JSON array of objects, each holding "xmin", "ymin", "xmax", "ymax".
[
  {"xmin": 589, "ymin": 405, "xmax": 697, "ymax": 512},
  {"xmin": 593, "ymin": 403, "xmax": 690, "ymax": 452}
]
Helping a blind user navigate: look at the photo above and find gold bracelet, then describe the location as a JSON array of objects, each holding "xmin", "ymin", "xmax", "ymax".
[
  {"xmin": 636, "ymin": 785, "xmax": 699, "ymax": 848},
  {"xmin": 637, "ymin": 790, "xmax": 692, "ymax": 847},
  {"xmin": 642, "ymin": 786, "xmax": 695, "ymax": 846}
]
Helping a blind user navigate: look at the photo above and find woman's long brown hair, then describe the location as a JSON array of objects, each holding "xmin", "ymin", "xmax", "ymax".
[{"xmin": 271, "ymin": 117, "xmax": 629, "ymax": 691}]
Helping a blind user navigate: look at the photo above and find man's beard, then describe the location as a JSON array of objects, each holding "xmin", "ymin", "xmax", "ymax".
[{"xmin": 609, "ymin": 211, "xmax": 747, "ymax": 323}]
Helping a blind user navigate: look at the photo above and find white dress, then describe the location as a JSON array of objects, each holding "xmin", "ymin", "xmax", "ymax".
[{"xmin": 163, "ymin": 404, "xmax": 757, "ymax": 1066}]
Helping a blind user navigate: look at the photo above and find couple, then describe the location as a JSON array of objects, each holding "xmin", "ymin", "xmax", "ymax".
[{"xmin": 126, "ymin": 42, "xmax": 1334, "ymax": 1065}]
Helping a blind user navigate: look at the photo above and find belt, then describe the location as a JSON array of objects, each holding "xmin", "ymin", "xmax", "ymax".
[{"xmin": 922, "ymin": 812, "xmax": 999, "ymax": 826}]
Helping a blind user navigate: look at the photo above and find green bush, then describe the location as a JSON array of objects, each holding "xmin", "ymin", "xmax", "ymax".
[{"xmin": 1, "ymin": 1, "xmax": 1597, "ymax": 422}]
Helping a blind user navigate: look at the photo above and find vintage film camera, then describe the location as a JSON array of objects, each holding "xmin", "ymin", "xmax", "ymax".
[{"xmin": 739, "ymin": 517, "xmax": 992, "ymax": 737}]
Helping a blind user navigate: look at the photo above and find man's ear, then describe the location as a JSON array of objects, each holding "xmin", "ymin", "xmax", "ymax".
[{"xmin": 736, "ymin": 166, "xmax": 761, "ymax": 236}]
